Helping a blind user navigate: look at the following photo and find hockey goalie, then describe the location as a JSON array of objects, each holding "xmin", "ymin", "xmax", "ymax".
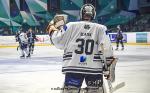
[{"xmin": 46, "ymin": 4, "xmax": 117, "ymax": 93}]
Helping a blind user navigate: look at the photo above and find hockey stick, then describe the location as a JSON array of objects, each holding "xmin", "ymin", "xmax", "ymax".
[
  {"xmin": 104, "ymin": 77, "xmax": 125, "ymax": 93},
  {"xmin": 100, "ymin": 43, "xmax": 125, "ymax": 93},
  {"xmin": 112, "ymin": 82, "xmax": 125, "ymax": 92}
]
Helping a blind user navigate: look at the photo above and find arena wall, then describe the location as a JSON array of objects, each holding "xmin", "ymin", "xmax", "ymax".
[
  {"xmin": 0, "ymin": 32, "xmax": 150, "ymax": 47},
  {"xmin": 109, "ymin": 32, "xmax": 150, "ymax": 44},
  {"xmin": 0, "ymin": 35, "xmax": 51, "ymax": 47}
]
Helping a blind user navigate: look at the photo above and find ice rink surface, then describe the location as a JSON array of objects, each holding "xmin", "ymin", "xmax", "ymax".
[{"xmin": 0, "ymin": 45, "xmax": 150, "ymax": 93}]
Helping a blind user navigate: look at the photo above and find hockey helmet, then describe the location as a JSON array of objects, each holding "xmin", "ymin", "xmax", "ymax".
[{"xmin": 80, "ymin": 4, "xmax": 96, "ymax": 20}]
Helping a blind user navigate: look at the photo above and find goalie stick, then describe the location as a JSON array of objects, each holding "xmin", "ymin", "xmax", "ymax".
[
  {"xmin": 112, "ymin": 82, "xmax": 125, "ymax": 92},
  {"xmin": 100, "ymin": 43, "xmax": 125, "ymax": 93},
  {"xmin": 104, "ymin": 78, "xmax": 125, "ymax": 93}
]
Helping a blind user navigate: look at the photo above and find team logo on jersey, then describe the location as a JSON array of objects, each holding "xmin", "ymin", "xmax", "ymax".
[
  {"xmin": 79, "ymin": 56, "xmax": 87, "ymax": 65},
  {"xmin": 80, "ymin": 55, "xmax": 86, "ymax": 62},
  {"xmin": 84, "ymin": 24, "xmax": 90, "ymax": 29}
]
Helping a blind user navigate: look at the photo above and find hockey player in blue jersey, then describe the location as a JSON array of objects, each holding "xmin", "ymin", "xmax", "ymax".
[
  {"xmin": 27, "ymin": 28, "xmax": 37, "ymax": 55},
  {"xmin": 115, "ymin": 25, "xmax": 124, "ymax": 50},
  {"xmin": 47, "ymin": 4, "xmax": 115, "ymax": 93}
]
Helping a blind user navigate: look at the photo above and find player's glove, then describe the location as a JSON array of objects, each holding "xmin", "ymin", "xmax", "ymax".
[
  {"xmin": 46, "ymin": 25, "xmax": 58, "ymax": 36},
  {"xmin": 46, "ymin": 15, "xmax": 66, "ymax": 35}
]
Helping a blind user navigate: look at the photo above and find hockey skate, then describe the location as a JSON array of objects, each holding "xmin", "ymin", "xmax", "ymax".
[
  {"xmin": 26, "ymin": 54, "xmax": 31, "ymax": 58},
  {"xmin": 115, "ymin": 48, "xmax": 118, "ymax": 50},
  {"xmin": 121, "ymin": 47, "xmax": 124, "ymax": 50},
  {"xmin": 20, "ymin": 55, "xmax": 25, "ymax": 58}
]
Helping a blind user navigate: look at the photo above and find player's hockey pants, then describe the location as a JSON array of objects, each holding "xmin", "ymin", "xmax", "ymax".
[
  {"xmin": 116, "ymin": 39, "xmax": 124, "ymax": 48},
  {"xmin": 62, "ymin": 73, "xmax": 104, "ymax": 93}
]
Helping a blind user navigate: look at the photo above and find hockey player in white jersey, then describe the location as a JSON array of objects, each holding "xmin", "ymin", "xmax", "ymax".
[
  {"xmin": 18, "ymin": 31, "xmax": 30, "ymax": 58},
  {"xmin": 48, "ymin": 4, "xmax": 115, "ymax": 93}
]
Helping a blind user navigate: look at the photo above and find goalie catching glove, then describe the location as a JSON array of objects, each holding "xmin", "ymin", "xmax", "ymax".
[{"xmin": 46, "ymin": 15, "xmax": 66, "ymax": 35}]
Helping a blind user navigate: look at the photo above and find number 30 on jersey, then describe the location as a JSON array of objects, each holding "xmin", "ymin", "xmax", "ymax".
[{"xmin": 75, "ymin": 38, "xmax": 94, "ymax": 55}]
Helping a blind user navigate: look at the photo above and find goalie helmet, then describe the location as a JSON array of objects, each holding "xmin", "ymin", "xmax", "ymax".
[{"xmin": 80, "ymin": 4, "xmax": 96, "ymax": 20}]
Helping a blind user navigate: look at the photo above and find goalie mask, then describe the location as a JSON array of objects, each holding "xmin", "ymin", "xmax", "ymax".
[{"xmin": 80, "ymin": 4, "xmax": 96, "ymax": 20}]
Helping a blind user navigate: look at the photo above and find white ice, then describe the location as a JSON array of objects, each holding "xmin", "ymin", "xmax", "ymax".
[{"xmin": 0, "ymin": 45, "xmax": 150, "ymax": 93}]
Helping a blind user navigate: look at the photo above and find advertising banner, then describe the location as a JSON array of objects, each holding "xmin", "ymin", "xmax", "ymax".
[
  {"xmin": 109, "ymin": 33, "xmax": 127, "ymax": 43},
  {"xmin": 136, "ymin": 33, "xmax": 147, "ymax": 43}
]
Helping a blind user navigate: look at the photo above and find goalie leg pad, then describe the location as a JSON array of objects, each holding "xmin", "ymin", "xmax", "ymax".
[
  {"xmin": 105, "ymin": 57, "xmax": 118, "ymax": 82},
  {"xmin": 108, "ymin": 58, "xmax": 117, "ymax": 82}
]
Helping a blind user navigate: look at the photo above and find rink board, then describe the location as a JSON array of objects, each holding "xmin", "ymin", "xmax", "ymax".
[{"xmin": 0, "ymin": 32, "xmax": 150, "ymax": 48}]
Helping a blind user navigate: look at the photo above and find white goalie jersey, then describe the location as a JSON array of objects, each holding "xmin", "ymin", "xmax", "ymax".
[{"xmin": 51, "ymin": 21, "xmax": 114, "ymax": 74}]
